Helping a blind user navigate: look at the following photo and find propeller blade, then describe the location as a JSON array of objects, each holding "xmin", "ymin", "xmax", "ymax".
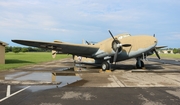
[
  {"xmin": 122, "ymin": 44, "xmax": 131, "ymax": 47},
  {"xmin": 153, "ymin": 34, "xmax": 155, "ymax": 37},
  {"xmin": 113, "ymin": 48, "xmax": 119, "ymax": 64},
  {"xmin": 86, "ymin": 41, "xmax": 90, "ymax": 45},
  {"xmin": 108, "ymin": 30, "xmax": 115, "ymax": 40},
  {"xmin": 153, "ymin": 49, "xmax": 160, "ymax": 59},
  {"xmin": 52, "ymin": 50, "xmax": 57, "ymax": 58}
]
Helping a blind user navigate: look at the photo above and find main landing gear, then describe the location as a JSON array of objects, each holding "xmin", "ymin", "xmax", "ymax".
[
  {"xmin": 101, "ymin": 58, "xmax": 145, "ymax": 71},
  {"xmin": 136, "ymin": 58, "xmax": 145, "ymax": 69},
  {"xmin": 102, "ymin": 61, "xmax": 110, "ymax": 71}
]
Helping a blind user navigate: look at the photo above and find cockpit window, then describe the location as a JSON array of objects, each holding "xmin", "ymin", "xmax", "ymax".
[{"xmin": 118, "ymin": 34, "xmax": 131, "ymax": 40}]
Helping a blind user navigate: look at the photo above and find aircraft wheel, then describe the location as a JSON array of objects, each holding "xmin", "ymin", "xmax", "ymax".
[
  {"xmin": 136, "ymin": 60, "xmax": 144, "ymax": 69},
  {"xmin": 102, "ymin": 61, "xmax": 110, "ymax": 71}
]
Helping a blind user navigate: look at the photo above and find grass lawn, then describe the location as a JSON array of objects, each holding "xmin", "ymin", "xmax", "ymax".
[
  {"xmin": 1, "ymin": 52, "xmax": 179, "ymax": 71},
  {"xmin": 0, "ymin": 52, "xmax": 70, "ymax": 71},
  {"xmin": 151, "ymin": 53, "xmax": 180, "ymax": 59}
]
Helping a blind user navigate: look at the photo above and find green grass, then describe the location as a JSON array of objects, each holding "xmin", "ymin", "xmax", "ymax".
[
  {"xmin": 152, "ymin": 53, "xmax": 180, "ymax": 59},
  {"xmin": 0, "ymin": 52, "xmax": 70, "ymax": 71},
  {"xmin": 1, "ymin": 52, "xmax": 179, "ymax": 71}
]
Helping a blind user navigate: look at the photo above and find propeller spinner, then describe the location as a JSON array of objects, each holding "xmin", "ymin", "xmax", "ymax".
[{"xmin": 108, "ymin": 30, "xmax": 131, "ymax": 65}]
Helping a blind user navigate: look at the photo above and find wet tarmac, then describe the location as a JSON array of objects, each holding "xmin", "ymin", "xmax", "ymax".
[{"xmin": 0, "ymin": 57, "xmax": 180, "ymax": 105}]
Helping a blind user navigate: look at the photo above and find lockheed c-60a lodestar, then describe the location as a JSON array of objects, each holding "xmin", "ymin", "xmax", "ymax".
[{"xmin": 12, "ymin": 30, "xmax": 166, "ymax": 71}]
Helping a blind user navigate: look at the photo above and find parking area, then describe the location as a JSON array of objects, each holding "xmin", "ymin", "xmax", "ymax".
[{"xmin": 0, "ymin": 58, "xmax": 180, "ymax": 105}]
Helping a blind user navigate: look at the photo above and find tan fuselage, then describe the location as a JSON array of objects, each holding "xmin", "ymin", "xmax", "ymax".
[{"xmin": 76, "ymin": 34, "xmax": 157, "ymax": 63}]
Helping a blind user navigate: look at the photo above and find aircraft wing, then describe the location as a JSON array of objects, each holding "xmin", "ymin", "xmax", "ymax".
[{"xmin": 12, "ymin": 40, "xmax": 99, "ymax": 57}]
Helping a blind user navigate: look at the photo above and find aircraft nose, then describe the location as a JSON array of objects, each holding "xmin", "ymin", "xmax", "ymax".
[
  {"xmin": 152, "ymin": 36, "xmax": 157, "ymax": 44},
  {"xmin": 147, "ymin": 36, "xmax": 158, "ymax": 48},
  {"xmin": 141, "ymin": 35, "xmax": 157, "ymax": 48}
]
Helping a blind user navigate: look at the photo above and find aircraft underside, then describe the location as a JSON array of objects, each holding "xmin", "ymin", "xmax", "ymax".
[{"xmin": 74, "ymin": 55, "xmax": 146, "ymax": 71}]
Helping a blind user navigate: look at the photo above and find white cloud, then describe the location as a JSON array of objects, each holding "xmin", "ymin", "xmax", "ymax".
[
  {"xmin": 0, "ymin": 0, "xmax": 180, "ymax": 47},
  {"xmin": 0, "ymin": 11, "xmax": 56, "ymax": 30},
  {"xmin": 44, "ymin": 28, "xmax": 69, "ymax": 32},
  {"xmin": 166, "ymin": 32, "xmax": 180, "ymax": 40}
]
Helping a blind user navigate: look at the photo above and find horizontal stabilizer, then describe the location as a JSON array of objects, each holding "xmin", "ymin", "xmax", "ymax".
[{"xmin": 156, "ymin": 46, "xmax": 167, "ymax": 49}]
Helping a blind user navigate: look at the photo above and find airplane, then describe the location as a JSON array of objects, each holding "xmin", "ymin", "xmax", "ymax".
[{"xmin": 12, "ymin": 30, "xmax": 166, "ymax": 71}]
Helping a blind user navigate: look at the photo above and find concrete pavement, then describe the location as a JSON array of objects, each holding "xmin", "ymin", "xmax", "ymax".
[{"xmin": 0, "ymin": 57, "xmax": 180, "ymax": 105}]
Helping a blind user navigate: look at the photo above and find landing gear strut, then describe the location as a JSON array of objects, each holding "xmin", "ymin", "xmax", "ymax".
[{"xmin": 136, "ymin": 58, "xmax": 145, "ymax": 69}]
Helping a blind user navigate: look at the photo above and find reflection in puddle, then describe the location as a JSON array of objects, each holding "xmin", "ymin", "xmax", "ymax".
[
  {"xmin": 0, "ymin": 65, "xmax": 99, "ymax": 92},
  {"xmin": 14, "ymin": 72, "xmax": 52, "ymax": 81},
  {"xmin": 20, "ymin": 76, "xmax": 81, "ymax": 92},
  {"xmin": 55, "ymin": 67, "xmax": 72, "ymax": 71},
  {"xmin": 5, "ymin": 72, "xmax": 30, "ymax": 80}
]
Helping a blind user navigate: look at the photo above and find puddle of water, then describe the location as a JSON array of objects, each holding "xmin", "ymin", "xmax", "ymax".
[
  {"xmin": 32, "ymin": 68, "xmax": 44, "ymax": 70},
  {"xmin": 18, "ymin": 76, "xmax": 81, "ymax": 92},
  {"xmin": 1, "ymin": 66, "xmax": 95, "ymax": 92},
  {"xmin": 3, "ymin": 71, "xmax": 81, "ymax": 92},
  {"xmin": 14, "ymin": 72, "xmax": 52, "ymax": 81},
  {"xmin": 56, "ymin": 76, "xmax": 81, "ymax": 86},
  {"xmin": 5, "ymin": 72, "xmax": 29, "ymax": 80},
  {"xmin": 55, "ymin": 67, "xmax": 72, "ymax": 71}
]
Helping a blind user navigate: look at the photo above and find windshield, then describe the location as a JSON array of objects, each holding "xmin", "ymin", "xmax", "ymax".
[{"xmin": 117, "ymin": 34, "xmax": 131, "ymax": 40}]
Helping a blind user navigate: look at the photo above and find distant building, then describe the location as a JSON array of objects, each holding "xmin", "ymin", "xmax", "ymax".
[
  {"xmin": 158, "ymin": 49, "xmax": 173, "ymax": 54},
  {"xmin": 0, "ymin": 41, "xmax": 8, "ymax": 64}
]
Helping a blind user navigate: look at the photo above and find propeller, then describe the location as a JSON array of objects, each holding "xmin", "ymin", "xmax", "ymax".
[
  {"xmin": 108, "ymin": 30, "xmax": 131, "ymax": 64},
  {"xmin": 52, "ymin": 50, "xmax": 57, "ymax": 58},
  {"xmin": 109, "ymin": 30, "xmax": 116, "ymax": 40},
  {"xmin": 86, "ymin": 41, "xmax": 90, "ymax": 45},
  {"xmin": 122, "ymin": 44, "xmax": 132, "ymax": 47},
  {"xmin": 153, "ymin": 49, "xmax": 160, "ymax": 59},
  {"xmin": 152, "ymin": 34, "xmax": 160, "ymax": 59}
]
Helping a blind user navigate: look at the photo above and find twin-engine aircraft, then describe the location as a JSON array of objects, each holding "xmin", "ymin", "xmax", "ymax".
[{"xmin": 12, "ymin": 30, "xmax": 165, "ymax": 71}]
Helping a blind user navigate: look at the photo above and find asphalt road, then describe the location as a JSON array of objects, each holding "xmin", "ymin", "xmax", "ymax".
[
  {"xmin": 0, "ymin": 57, "xmax": 180, "ymax": 105},
  {"xmin": 1, "ymin": 86, "xmax": 180, "ymax": 105}
]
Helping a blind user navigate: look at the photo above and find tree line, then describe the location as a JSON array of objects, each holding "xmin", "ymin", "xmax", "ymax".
[
  {"xmin": 161, "ymin": 48, "xmax": 180, "ymax": 54},
  {"xmin": 172, "ymin": 48, "xmax": 180, "ymax": 54},
  {"xmin": 5, "ymin": 46, "xmax": 50, "ymax": 53}
]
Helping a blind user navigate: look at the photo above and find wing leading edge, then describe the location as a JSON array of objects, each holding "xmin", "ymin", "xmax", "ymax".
[{"xmin": 12, "ymin": 40, "xmax": 99, "ymax": 57}]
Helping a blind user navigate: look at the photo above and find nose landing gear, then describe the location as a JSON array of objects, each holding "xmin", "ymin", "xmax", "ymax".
[
  {"xmin": 136, "ymin": 57, "xmax": 145, "ymax": 69},
  {"xmin": 136, "ymin": 60, "xmax": 145, "ymax": 69}
]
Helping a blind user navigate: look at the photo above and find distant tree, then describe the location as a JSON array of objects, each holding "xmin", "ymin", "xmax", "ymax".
[
  {"xmin": 12, "ymin": 47, "xmax": 21, "ymax": 53},
  {"xmin": 8, "ymin": 46, "xmax": 51, "ymax": 53},
  {"xmin": 168, "ymin": 48, "xmax": 173, "ymax": 50},
  {"xmin": 27, "ymin": 47, "xmax": 33, "ymax": 52},
  {"xmin": 21, "ymin": 47, "xmax": 28, "ymax": 53},
  {"xmin": 9, "ymin": 46, "xmax": 12, "ymax": 52},
  {"xmin": 177, "ymin": 49, "xmax": 179, "ymax": 53},
  {"xmin": 173, "ymin": 48, "xmax": 178, "ymax": 54},
  {"xmin": 5, "ymin": 46, "xmax": 9, "ymax": 53},
  {"xmin": 34, "ymin": 48, "xmax": 42, "ymax": 52},
  {"xmin": 167, "ymin": 50, "xmax": 171, "ymax": 53},
  {"xmin": 26, "ymin": 47, "xmax": 50, "ymax": 52},
  {"xmin": 36, "ymin": 48, "xmax": 50, "ymax": 52}
]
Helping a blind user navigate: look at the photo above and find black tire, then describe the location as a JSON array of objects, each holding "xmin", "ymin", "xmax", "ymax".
[
  {"xmin": 102, "ymin": 61, "xmax": 109, "ymax": 71},
  {"xmin": 136, "ymin": 60, "xmax": 144, "ymax": 69}
]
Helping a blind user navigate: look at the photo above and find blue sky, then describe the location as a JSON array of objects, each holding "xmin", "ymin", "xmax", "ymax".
[{"xmin": 0, "ymin": 0, "xmax": 180, "ymax": 48}]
